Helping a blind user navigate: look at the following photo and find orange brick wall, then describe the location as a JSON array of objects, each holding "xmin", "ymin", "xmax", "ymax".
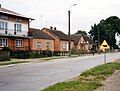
[
  {"xmin": 42, "ymin": 29, "xmax": 60, "ymax": 51},
  {"xmin": 42, "ymin": 29, "xmax": 75, "ymax": 52},
  {"xmin": 60, "ymin": 40, "xmax": 74, "ymax": 51},
  {"xmin": 60, "ymin": 40, "xmax": 68, "ymax": 51},
  {"xmin": 30, "ymin": 38, "xmax": 54, "ymax": 51},
  {"xmin": 7, "ymin": 38, "xmax": 29, "ymax": 51}
]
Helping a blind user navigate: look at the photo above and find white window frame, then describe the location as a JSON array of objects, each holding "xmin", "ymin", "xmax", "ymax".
[
  {"xmin": 14, "ymin": 23, "xmax": 22, "ymax": 32},
  {"xmin": 0, "ymin": 21, "xmax": 8, "ymax": 30},
  {"xmin": 36, "ymin": 42, "xmax": 42, "ymax": 49},
  {"xmin": 0, "ymin": 38, "xmax": 8, "ymax": 47},
  {"xmin": 16, "ymin": 39, "xmax": 23, "ymax": 47}
]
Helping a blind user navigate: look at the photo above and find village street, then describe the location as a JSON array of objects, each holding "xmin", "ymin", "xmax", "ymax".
[{"xmin": 0, "ymin": 52, "xmax": 120, "ymax": 91}]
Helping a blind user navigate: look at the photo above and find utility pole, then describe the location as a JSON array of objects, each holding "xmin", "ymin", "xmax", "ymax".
[
  {"xmin": 68, "ymin": 10, "xmax": 71, "ymax": 56},
  {"xmin": 68, "ymin": 4, "xmax": 77, "ymax": 57}
]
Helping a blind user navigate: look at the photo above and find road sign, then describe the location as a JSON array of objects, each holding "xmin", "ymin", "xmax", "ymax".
[{"xmin": 100, "ymin": 40, "xmax": 110, "ymax": 51}]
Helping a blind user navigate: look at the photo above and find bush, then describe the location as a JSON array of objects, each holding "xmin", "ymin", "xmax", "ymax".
[
  {"xmin": 10, "ymin": 51, "xmax": 28, "ymax": 59},
  {"xmin": 3, "ymin": 46, "xmax": 11, "ymax": 51},
  {"xmin": 29, "ymin": 51, "xmax": 53, "ymax": 58}
]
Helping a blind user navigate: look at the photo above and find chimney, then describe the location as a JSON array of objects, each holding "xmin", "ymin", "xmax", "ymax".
[
  {"xmin": 54, "ymin": 27, "xmax": 57, "ymax": 30},
  {"xmin": 50, "ymin": 26, "xmax": 53, "ymax": 30},
  {"xmin": 0, "ymin": 4, "xmax": 1, "ymax": 7}
]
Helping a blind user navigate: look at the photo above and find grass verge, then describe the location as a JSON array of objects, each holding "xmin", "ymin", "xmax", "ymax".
[
  {"xmin": 0, "ymin": 61, "xmax": 28, "ymax": 66},
  {"xmin": 42, "ymin": 62, "xmax": 120, "ymax": 91},
  {"xmin": 40, "ymin": 56, "xmax": 68, "ymax": 61}
]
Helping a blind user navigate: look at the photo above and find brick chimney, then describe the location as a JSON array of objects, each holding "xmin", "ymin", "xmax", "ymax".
[
  {"xmin": 54, "ymin": 27, "xmax": 57, "ymax": 30},
  {"xmin": 50, "ymin": 26, "xmax": 53, "ymax": 30}
]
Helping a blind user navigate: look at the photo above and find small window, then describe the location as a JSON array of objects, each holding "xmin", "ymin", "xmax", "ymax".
[
  {"xmin": 16, "ymin": 39, "xmax": 23, "ymax": 47},
  {"xmin": 0, "ymin": 38, "xmax": 8, "ymax": 47},
  {"xmin": 37, "ymin": 42, "xmax": 41, "ymax": 49},
  {"xmin": 14, "ymin": 24, "xmax": 22, "ymax": 32},
  {"xmin": 46, "ymin": 42, "xmax": 50, "ymax": 50},
  {"xmin": 0, "ymin": 21, "xmax": 8, "ymax": 30},
  {"xmin": 62, "ymin": 43, "xmax": 66, "ymax": 50}
]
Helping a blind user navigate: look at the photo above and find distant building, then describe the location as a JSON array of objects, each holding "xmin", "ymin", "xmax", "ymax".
[
  {"xmin": 29, "ymin": 28, "xmax": 54, "ymax": 52},
  {"xmin": 71, "ymin": 34, "xmax": 94, "ymax": 53},
  {"xmin": 0, "ymin": 5, "xmax": 34, "ymax": 52},
  {"xmin": 42, "ymin": 27, "xmax": 74, "ymax": 53}
]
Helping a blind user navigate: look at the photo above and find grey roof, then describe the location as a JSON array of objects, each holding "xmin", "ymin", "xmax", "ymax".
[
  {"xmin": 71, "ymin": 34, "xmax": 94, "ymax": 44},
  {"xmin": 83, "ymin": 35, "xmax": 94, "ymax": 44},
  {"xmin": 70, "ymin": 34, "xmax": 83, "ymax": 44},
  {"xmin": 0, "ymin": 6, "xmax": 33, "ymax": 19},
  {"xmin": 29, "ymin": 28, "xmax": 54, "ymax": 40},
  {"xmin": 43, "ymin": 28, "xmax": 73, "ymax": 41}
]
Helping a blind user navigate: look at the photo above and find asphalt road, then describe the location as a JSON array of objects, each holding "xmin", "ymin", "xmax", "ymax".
[{"xmin": 0, "ymin": 52, "xmax": 120, "ymax": 91}]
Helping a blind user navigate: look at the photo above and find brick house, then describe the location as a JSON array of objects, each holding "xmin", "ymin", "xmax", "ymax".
[
  {"xmin": 71, "ymin": 34, "xmax": 94, "ymax": 53},
  {"xmin": 0, "ymin": 5, "xmax": 33, "ymax": 52},
  {"xmin": 42, "ymin": 27, "xmax": 74, "ymax": 54},
  {"xmin": 29, "ymin": 28, "xmax": 54, "ymax": 52}
]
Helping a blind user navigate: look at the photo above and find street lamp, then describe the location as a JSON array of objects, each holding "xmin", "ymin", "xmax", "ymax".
[{"xmin": 68, "ymin": 4, "xmax": 77, "ymax": 57}]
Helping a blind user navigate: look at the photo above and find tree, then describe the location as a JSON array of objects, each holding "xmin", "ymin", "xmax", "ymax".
[
  {"xmin": 89, "ymin": 16, "xmax": 120, "ymax": 49},
  {"xmin": 75, "ymin": 30, "xmax": 87, "ymax": 35}
]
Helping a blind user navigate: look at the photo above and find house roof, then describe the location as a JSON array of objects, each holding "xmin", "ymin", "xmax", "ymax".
[
  {"xmin": 29, "ymin": 28, "xmax": 54, "ymax": 40},
  {"xmin": 43, "ymin": 28, "xmax": 73, "ymax": 41},
  {"xmin": 71, "ymin": 34, "xmax": 94, "ymax": 44},
  {"xmin": 83, "ymin": 35, "xmax": 94, "ymax": 44},
  {"xmin": 0, "ymin": 6, "xmax": 33, "ymax": 20},
  {"xmin": 70, "ymin": 34, "xmax": 83, "ymax": 44}
]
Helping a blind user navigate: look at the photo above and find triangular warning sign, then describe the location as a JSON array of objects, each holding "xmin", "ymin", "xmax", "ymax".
[{"xmin": 100, "ymin": 40, "xmax": 110, "ymax": 51}]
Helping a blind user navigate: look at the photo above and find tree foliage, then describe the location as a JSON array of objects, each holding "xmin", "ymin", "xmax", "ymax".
[
  {"xmin": 75, "ymin": 30, "xmax": 87, "ymax": 35},
  {"xmin": 89, "ymin": 16, "xmax": 120, "ymax": 49}
]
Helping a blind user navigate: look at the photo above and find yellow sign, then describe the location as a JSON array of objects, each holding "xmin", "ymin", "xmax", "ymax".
[{"xmin": 100, "ymin": 40, "xmax": 110, "ymax": 51}]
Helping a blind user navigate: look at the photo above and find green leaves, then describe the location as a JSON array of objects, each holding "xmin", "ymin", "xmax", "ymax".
[{"xmin": 89, "ymin": 16, "xmax": 120, "ymax": 49}]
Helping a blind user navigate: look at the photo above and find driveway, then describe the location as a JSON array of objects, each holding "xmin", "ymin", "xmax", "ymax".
[{"xmin": 0, "ymin": 52, "xmax": 120, "ymax": 91}]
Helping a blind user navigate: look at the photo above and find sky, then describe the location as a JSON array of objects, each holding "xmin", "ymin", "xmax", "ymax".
[{"xmin": 0, "ymin": 0, "xmax": 120, "ymax": 34}]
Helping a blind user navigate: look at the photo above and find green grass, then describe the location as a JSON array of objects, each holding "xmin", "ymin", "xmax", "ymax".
[
  {"xmin": 42, "ymin": 62, "xmax": 120, "ymax": 91},
  {"xmin": 0, "ymin": 61, "xmax": 28, "ymax": 66},
  {"xmin": 43, "ymin": 81, "xmax": 102, "ymax": 91}
]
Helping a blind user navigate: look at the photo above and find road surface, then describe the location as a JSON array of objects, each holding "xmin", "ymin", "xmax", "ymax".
[{"xmin": 0, "ymin": 52, "xmax": 120, "ymax": 91}]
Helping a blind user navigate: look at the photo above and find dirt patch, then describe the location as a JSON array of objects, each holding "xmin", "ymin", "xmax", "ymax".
[
  {"xmin": 115, "ymin": 59, "xmax": 120, "ymax": 62},
  {"xmin": 95, "ymin": 70, "xmax": 120, "ymax": 91}
]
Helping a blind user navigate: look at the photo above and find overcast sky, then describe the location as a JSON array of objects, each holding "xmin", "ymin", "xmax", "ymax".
[{"xmin": 0, "ymin": 0, "xmax": 120, "ymax": 34}]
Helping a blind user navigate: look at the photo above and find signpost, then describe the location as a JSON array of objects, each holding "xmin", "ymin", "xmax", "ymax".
[{"xmin": 100, "ymin": 40, "xmax": 110, "ymax": 64}]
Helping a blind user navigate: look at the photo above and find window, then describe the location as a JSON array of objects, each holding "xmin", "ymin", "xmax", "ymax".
[
  {"xmin": 0, "ymin": 21, "xmax": 8, "ymax": 30},
  {"xmin": 62, "ymin": 43, "xmax": 66, "ymax": 50},
  {"xmin": 36, "ymin": 42, "xmax": 41, "ymax": 49},
  {"xmin": 16, "ymin": 39, "xmax": 23, "ymax": 47},
  {"xmin": 46, "ymin": 42, "xmax": 50, "ymax": 50},
  {"xmin": 0, "ymin": 38, "xmax": 8, "ymax": 47},
  {"xmin": 14, "ymin": 24, "xmax": 22, "ymax": 32}
]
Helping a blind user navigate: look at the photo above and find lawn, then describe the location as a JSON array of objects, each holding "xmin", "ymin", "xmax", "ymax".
[{"xmin": 42, "ymin": 62, "xmax": 120, "ymax": 91}]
